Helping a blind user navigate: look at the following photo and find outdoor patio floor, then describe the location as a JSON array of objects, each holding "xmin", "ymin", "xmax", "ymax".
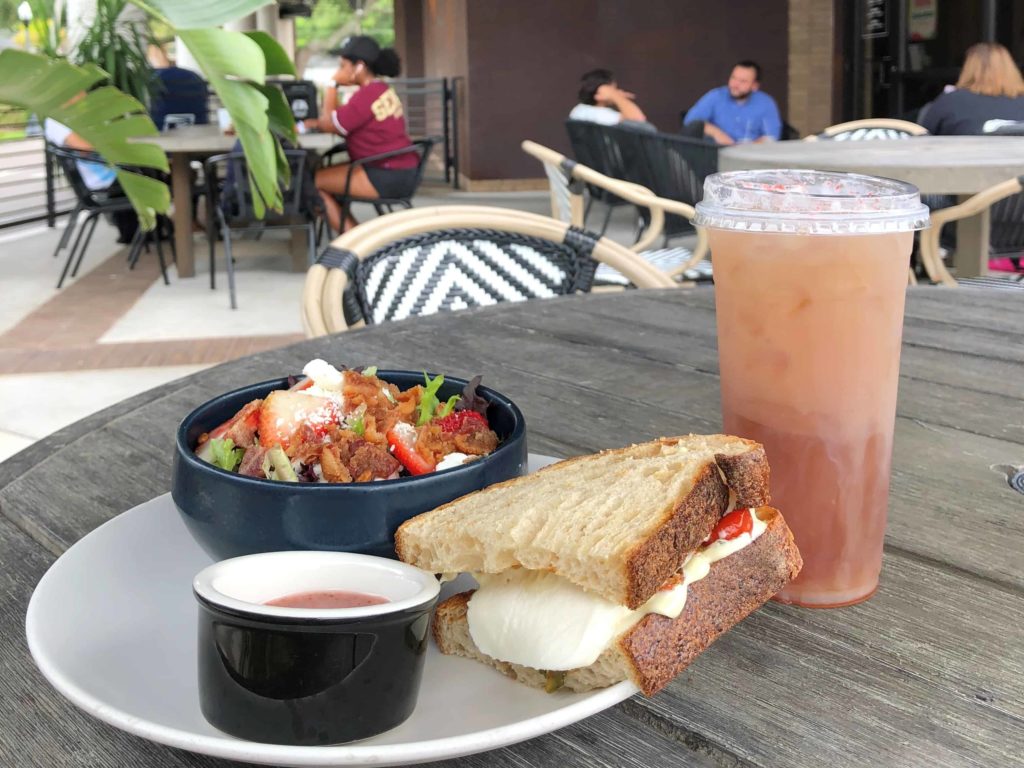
[{"xmin": 0, "ymin": 186, "xmax": 671, "ymax": 462}]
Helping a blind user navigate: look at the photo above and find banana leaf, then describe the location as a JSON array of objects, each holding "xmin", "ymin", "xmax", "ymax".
[
  {"xmin": 0, "ymin": 50, "xmax": 168, "ymax": 230},
  {"xmin": 1, "ymin": 2, "xmax": 300, "ymax": 228},
  {"xmin": 177, "ymin": 27, "xmax": 279, "ymax": 217},
  {"xmin": 133, "ymin": 0, "xmax": 274, "ymax": 29}
]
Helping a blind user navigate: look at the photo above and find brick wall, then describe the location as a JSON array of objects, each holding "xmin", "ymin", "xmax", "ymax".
[{"xmin": 788, "ymin": 0, "xmax": 837, "ymax": 136}]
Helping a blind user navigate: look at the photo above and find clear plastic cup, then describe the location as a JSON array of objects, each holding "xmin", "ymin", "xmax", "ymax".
[{"xmin": 695, "ymin": 170, "xmax": 929, "ymax": 608}]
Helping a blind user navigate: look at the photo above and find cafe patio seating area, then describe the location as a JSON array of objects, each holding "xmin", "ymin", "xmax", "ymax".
[{"xmin": 3, "ymin": 2, "xmax": 1024, "ymax": 767}]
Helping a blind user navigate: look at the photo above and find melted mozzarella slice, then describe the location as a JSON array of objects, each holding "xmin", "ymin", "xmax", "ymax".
[
  {"xmin": 466, "ymin": 508, "xmax": 766, "ymax": 671},
  {"xmin": 467, "ymin": 570, "xmax": 636, "ymax": 670}
]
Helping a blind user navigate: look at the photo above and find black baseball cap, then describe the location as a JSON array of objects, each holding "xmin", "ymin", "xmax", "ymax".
[{"xmin": 329, "ymin": 35, "xmax": 380, "ymax": 62}]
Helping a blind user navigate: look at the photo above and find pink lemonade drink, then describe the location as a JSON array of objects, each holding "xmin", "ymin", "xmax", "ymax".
[{"xmin": 695, "ymin": 171, "xmax": 929, "ymax": 608}]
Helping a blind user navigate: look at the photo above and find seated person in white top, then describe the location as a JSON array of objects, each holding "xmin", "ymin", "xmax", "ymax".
[
  {"xmin": 44, "ymin": 114, "xmax": 138, "ymax": 243},
  {"xmin": 569, "ymin": 68, "xmax": 650, "ymax": 127}
]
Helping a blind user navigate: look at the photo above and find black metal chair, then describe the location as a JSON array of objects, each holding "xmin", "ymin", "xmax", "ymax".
[
  {"xmin": 521, "ymin": 139, "xmax": 710, "ymax": 286},
  {"xmin": 623, "ymin": 128, "xmax": 719, "ymax": 245},
  {"xmin": 47, "ymin": 143, "xmax": 171, "ymax": 288},
  {"xmin": 565, "ymin": 119, "xmax": 640, "ymax": 235},
  {"xmin": 204, "ymin": 149, "xmax": 320, "ymax": 309},
  {"xmin": 319, "ymin": 137, "xmax": 437, "ymax": 238}
]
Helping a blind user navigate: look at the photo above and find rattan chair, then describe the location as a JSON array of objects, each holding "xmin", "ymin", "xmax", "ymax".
[
  {"xmin": 919, "ymin": 175, "xmax": 1024, "ymax": 288},
  {"xmin": 522, "ymin": 140, "xmax": 710, "ymax": 285},
  {"xmin": 805, "ymin": 118, "xmax": 929, "ymax": 141},
  {"xmin": 302, "ymin": 205, "xmax": 677, "ymax": 337}
]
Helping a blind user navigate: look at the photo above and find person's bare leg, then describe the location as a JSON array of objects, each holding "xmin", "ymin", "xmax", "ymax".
[
  {"xmin": 314, "ymin": 164, "xmax": 380, "ymax": 233},
  {"xmin": 319, "ymin": 190, "xmax": 343, "ymax": 234}
]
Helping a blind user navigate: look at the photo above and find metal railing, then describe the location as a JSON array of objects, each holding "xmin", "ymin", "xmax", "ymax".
[{"xmin": 390, "ymin": 76, "xmax": 460, "ymax": 188}]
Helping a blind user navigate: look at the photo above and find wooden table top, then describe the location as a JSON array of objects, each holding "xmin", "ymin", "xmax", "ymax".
[
  {"xmin": 720, "ymin": 135, "xmax": 1024, "ymax": 194},
  {"xmin": 141, "ymin": 123, "xmax": 337, "ymax": 154},
  {"xmin": 2, "ymin": 288, "xmax": 1022, "ymax": 767}
]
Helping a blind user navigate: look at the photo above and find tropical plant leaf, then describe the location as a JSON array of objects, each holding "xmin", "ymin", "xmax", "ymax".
[
  {"xmin": 177, "ymin": 27, "xmax": 280, "ymax": 217},
  {"xmin": 133, "ymin": 0, "xmax": 274, "ymax": 30},
  {"xmin": 245, "ymin": 31, "xmax": 297, "ymax": 77},
  {"xmin": 254, "ymin": 83, "xmax": 298, "ymax": 145},
  {"xmin": 115, "ymin": 170, "xmax": 171, "ymax": 223},
  {"xmin": 0, "ymin": 50, "xmax": 167, "ymax": 229}
]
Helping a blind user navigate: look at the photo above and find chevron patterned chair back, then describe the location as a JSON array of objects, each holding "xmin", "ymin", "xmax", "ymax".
[
  {"xmin": 806, "ymin": 118, "xmax": 929, "ymax": 142},
  {"xmin": 302, "ymin": 205, "xmax": 677, "ymax": 338}
]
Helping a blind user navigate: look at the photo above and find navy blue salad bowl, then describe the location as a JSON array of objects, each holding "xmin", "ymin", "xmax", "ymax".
[{"xmin": 172, "ymin": 370, "xmax": 528, "ymax": 561}]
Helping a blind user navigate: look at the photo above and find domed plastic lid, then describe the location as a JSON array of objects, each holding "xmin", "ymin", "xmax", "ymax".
[{"xmin": 694, "ymin": 169, "xmax": 930, "ymax": 235}]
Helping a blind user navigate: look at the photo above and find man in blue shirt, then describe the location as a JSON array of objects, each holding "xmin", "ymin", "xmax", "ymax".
[{"xmin": 684, "ymin": 61, "xmax": 782, "ymax": 144}]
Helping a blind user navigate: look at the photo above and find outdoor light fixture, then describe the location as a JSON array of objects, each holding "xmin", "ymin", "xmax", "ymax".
[{"xmin": 17, "ymin": 1, "xmax": 32, "ymax": 51}]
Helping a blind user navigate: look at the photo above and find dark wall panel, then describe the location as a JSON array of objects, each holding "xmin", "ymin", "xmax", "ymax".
[{"xmin": 463, "ymin": 0, "xmax": 789, "ymax": 180}]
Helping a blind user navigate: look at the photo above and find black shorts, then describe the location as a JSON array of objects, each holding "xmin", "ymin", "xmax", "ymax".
[{"xmin": 364, "ymin": 166, "xmax": 419, "ymax": 199}]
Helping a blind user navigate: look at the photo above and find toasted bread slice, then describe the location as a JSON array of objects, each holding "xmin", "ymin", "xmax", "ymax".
[
  {"xmin": 396, "ymin": 435, "xmax": 770, "ymax": 609},
  {"xmin": 432, "ymin": 507, "xmax": 801, "ymax": 697}
]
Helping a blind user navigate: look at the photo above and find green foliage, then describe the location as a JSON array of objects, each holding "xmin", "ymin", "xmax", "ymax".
[
  {"xmin": 0, "ymin": 0, "xmax": 17, "ymax": 30},
  {"xmin": 0, "ymin": 0, "xmax": 301, "ymax": 229},
  {"xmin": 132, "ymin": 0, "xmax": 275, "ymax": 29},
  {"xmin": 0, "ymin": 50, "xmax": 168, "ymax": 228},
  {"xmin": 295, "ymin": 0, "xmax": 394, "ymax": 52},
  {"xmin": 70, "ymin": 0, "xmax": 156, "ymax": 107}
]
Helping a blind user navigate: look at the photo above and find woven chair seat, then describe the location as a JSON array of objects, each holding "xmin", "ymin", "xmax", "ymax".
[
  {"xmin": 355, "ymin": 229, "xmax": 597, "ymax": 324},
  {"xmin": 595, "ymin": 248, "xmax": 711, "ymax": 285},
  {"xmin": 829, "ymin": 128, "xmax": 914, "ymax": 141},
  {"xmin": 955, "ymin": 274, "xmax": 1024, "ymax": 290}
]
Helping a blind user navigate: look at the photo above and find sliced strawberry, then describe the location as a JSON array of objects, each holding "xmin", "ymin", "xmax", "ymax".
[
  {"xmin": 288, "ymin": 377, "xmax": 315, "ymax": 392},
  {"xmin": 386, "ymin": 424, "xmax": 435, "ymax": 475},
  {"xmin": 436, "ymin": 409, "xmax": 489, "ymax": 433},
  {"xmin": 258, "ymin": 390, "xmax": 340, "ymax": 453},
  {"xmin": 706, "ymin": 508, "xmax": 754, "ymax": 545}
]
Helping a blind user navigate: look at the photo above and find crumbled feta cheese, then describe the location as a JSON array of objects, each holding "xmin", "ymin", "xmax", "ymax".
[
  {"xmin": 436, "ymin": 452, "xmax": 471, "ymax": 471},
  {"xmin": 302, "ymin": 359, "xmax": 344, "ymax": 391}
]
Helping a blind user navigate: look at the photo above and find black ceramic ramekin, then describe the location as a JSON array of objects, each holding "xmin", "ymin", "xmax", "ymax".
[
  {"xmin": 193, "ymin": 551, "xmax": 440, "ymax": 746},
  {"xmin": 172, "ymin": 370, "xmax": 527, "ymax": 561}
]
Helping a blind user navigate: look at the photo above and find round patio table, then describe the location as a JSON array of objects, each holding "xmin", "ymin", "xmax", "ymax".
[
  {"xmin": 721, "ymin": 136, "xmax": 1024, "ymax": 279},
  {"xmin": 2, "ymin": 289, "xmax": 1022, "ymax": 767}
]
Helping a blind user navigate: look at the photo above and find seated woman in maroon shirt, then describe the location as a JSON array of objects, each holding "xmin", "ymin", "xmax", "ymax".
[{"xmin": 305, "ymin": 35, "xmax": 418, "ymax": 233}]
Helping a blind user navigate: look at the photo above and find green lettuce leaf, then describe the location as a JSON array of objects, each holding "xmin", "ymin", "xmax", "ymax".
[
  {"xmin": 416, "ymin": 372, "xmax": 445, "ymax": 426},
  {"xmin": 209, "ymin": 437, "xmax": 245, "ymax": 472},
  {"xmin": 438, "ymin": 395, "xmax": 459, "ymax": 418}
]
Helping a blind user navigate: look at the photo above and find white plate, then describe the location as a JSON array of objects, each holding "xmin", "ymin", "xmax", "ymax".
[{"xmin": 26, "ymin": 454, "xmax": 638, "ymax": 767}]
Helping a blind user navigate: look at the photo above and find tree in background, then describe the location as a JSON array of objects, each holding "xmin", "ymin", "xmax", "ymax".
[{"xmin": 294, "ymin": 0, "xmax": 393, "ymax": 75}]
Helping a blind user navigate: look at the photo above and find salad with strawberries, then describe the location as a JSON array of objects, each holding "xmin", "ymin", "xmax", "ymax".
[{"xmin": 194, "ymin": 360, "xmax": 500, "ymax": 483}]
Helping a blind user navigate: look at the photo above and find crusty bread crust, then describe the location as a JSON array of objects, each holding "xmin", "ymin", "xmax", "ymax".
[
  {"xmin": 623, "ymin": 463, "xmax": 727, "ymax": 609},
  {"xmin": 616, "ymin": 506, "xmax": 800, "ymax": 695},
  {"xmin": 714, "ymin": 447, "xmax": 772, "ymax": 509},
  {"xmin": 431, "ymin": 507, "xmax": 802, "ymax": 697},
  {"xmin": 396, "ymin": 435, "xmax": 771, "ymax": 610}
]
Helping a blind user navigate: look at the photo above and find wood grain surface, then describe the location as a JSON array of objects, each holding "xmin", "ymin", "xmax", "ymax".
[{"xmin": 1, "ymin": 287, "xmax": 1021, "ymax": 767}]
